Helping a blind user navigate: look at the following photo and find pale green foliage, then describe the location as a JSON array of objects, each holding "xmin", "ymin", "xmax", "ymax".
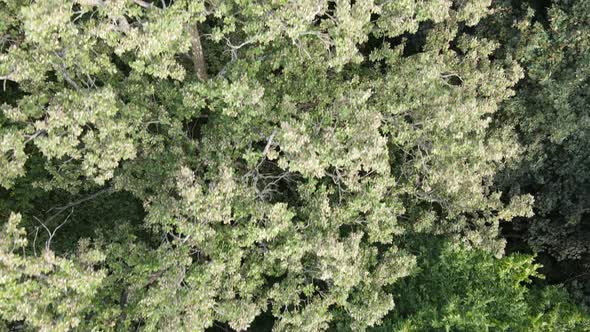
[
  {"xmin": 0, "ymin": 131, "xmax": 27, "ymax": 188},
  {"xmin": 141, "ymin": 165, "xmax": 418, "ymax": 331},
  {"xmin": 0, "ymin": 213, "xmax": 106, "ymax": 331}
]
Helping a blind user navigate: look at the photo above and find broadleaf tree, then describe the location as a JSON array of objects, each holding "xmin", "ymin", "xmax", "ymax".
[
  {"xmin": 478, "ymin": 0, "xmax": 590, "ymax": 303},
  {"xmin": 0, "ymin": 0, "xmax": 587, "ymax": 331},
  {"xmin": 371, "ymin": 238, "xmax": 590, "ymax": 332}
]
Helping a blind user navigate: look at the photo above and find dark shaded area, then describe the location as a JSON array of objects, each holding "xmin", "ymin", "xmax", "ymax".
[
  {"xmin": 528, "ymin": 0, "xmax": 553, "ymax": 26},
  {"xmin": 358, "ymin": 20, "xmax": 433, "ymax": 60},
  {"xmin": 488, "ymin": 0, "xmax": 590, "ymax": 306}
]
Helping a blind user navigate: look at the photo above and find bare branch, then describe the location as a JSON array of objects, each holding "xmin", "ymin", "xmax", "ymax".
[
  {"xmin": 33, "ymin": 216, "xmax": 52, "ymax": 251},
  {"xmin": 32, "ymin": 227, "xmax": 39, "ymax": 257},
  {"xmin": 52, "ymin": 209, "xmax": 74, "ymax": 239},
  {"xmin": 45, "ymin": 187, "xmax": 113, "ymax": 224},
  {"xmin": 53, "ymin": 56, "xmax": 81, "ymax": 91},
  {"xmin": 24, "ymin": 130, "xmax": 46, "ymax": 145},
  {"xmin": 262, "ymin": 130, "xmax": 277, "ymax": 156},
  {"xmin": 61, "ymin": 70, "xmax": 81, "ymax": 90},
  {"xmin": 0, "ymin": 74, "xmax": 15, "ymax": 91},
  {"xmin": 34, "ymin": 216, "xmax": 52, "ymax": 239},
  {"xmin": 225, "ymin": 39, "xmax": 255, "ymax": 50},
  {"xmin": 133, "ymin": 0, "xmax": 154, "ymax": 8},
  {"xmin": 34, "ymin": 208, "xmax": 74, "ymax": 251},
  {"xmin": 223, "ymin": 37, "xmax": 256, "ymax": 62},
  {"xmin": 77, "ymin": 0, "xmax": 105, "ymax": 6}
]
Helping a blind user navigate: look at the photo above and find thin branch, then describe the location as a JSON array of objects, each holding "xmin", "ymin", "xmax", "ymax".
[
  {"xmin": 34, "ymin": 208, "xmax": 74, "ymax": 251},
  {"xmin": 563, "ymin": 272, "xmax": 590, "ymax": 284},
  {"xmin": 34, "ymin": 216, "xmax": 52, "ymax": 239},
  {"xmin": 61, "ymin": 70, "xmax": 81, "ymax": 90},
  {"xmin": 33, "ymin": 216, "xmax": 53, "ymax": 251},
  {"xmin": 32, "ymin": 227, "xmax": 39, "ymax": 257},
  {"xmin": 45, "ymin": 187, "xmax": 113, "ymax": 224},
  {"xmin": 77, "ymin": 0, "xmax": 105, "ymax": 6},
  {"xmin": 53, "ymin": 56, "xmax": 81, "ymax": 91},
  {"xmin": 181, "ymin": 234, "xmax": 191, "ymax": 245},
  {"xmin": 52, "ymin": 209, "xmax": 74, "ymax": 240},
  {"xmin": 223, "ymin": 36, "xmax": 256, "ymax": 62},
  {"xmin": 224, "ymin": 37, "xmax": 255, "ymax": 51},
  {"xmin": 0, "ymin": 74, "xmax": 15, "ymax": 91},
  {"xmin": 262, "ymin": 130, "xmax": 277, "ymax": 156},
  {"xmin": 133, "ymin": 0, "xmax": 154, "ymax": 8},
  {"xmin": 24, "ymin": 130, "xmax": 46, "ymax": 144},
  {"xmin": 72, "ymin": 10, "xmax": 87, "ymax": 24}
]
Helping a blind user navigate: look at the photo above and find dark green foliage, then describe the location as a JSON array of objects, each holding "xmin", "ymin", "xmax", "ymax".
[
  {"xmin": 372, "ymin": 239, "xmax": 590, "ymax": 331},
  {"xmin": 478, "ymin": 0, "xmax": 590, "ymax": 304}
]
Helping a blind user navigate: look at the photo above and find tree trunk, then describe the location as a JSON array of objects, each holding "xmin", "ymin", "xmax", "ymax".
[{"xmin": 190, "ymin": 25, "xmax": 208, "ymax": 81}]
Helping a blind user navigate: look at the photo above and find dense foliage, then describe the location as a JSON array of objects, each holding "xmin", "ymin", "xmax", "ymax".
[
  {"xmin": 372, "ymin": 238, "xmax": 589, "ymax": 332},
  {"xmin": 479, "ymin": 0, "xmax": 590, "ymax": 304},
  {"xmin": 0, "ymin": 0, "xmax": 588, "ymax": 331}
]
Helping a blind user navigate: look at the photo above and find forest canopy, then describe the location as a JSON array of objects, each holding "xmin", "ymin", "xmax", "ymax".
[{"xmin": 0, "ymin": 0, "xmax": 589, "ymax": 331}]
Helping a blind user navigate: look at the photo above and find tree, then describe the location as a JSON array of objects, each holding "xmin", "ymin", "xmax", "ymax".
[
  {"xmin": 370, "ymin": 238, "xmax": 590, "ymax": 332},
  {"xmin": 0, "ymin": 0, "xmax": 578, "ymax": 331},
  {"xmin": 0, "ymin": 213, "xmax": 106, "ymax": 331},
  {"xmin": 478, "ymin": 0, "xmax": 590, "ymax": 303}
]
